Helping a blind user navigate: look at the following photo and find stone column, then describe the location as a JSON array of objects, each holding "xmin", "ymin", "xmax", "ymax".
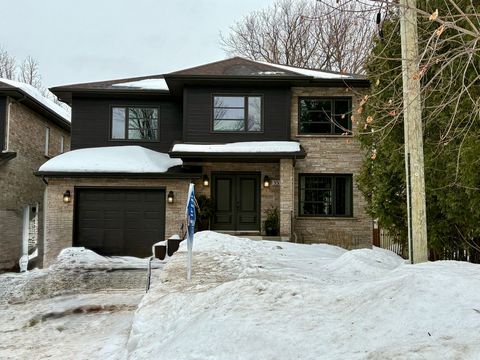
[{"xmin": 279, "ymin": 159, "xmax": 294, "ymax": 238}]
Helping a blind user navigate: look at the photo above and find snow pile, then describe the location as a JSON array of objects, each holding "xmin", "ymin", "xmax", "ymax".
[
  {"xmin": 54, "ymin": 247, "xmax": 155, "ymax": 270},
  {"xmin": 0, "ymin": 78, "xmax": 71, "ymax": 121},
  {"xmin": 0, "ymin": 247, "xmax": 163, "ymax": 304},
  {"xmin": 38, "ymin": 145, "xmax": 182, "ymax": 173},
  {"xmin": 172, "ymin": 141, "xmax": 301, "ymax": 153},
  {"xmin": 111, "ymin": 78, "xmax": 169, "ymax": 91},
  {"xmin": 127, "ymin": 231, "xmax": 480, "ymax": 360}
]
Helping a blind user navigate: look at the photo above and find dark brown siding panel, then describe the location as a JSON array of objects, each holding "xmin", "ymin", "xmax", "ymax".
[
  {"xmin": 184, "ymin": 86, "xmax": 291, "ymax": 142},
  {"xmin": 0, "ymin": 97, "xmax": 6, "ymax": 150},
  {"xmin": 71, "ymin": 96, "xmax": 183, "ymax": 152}
]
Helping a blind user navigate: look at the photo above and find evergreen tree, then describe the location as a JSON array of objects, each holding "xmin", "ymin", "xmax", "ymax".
[{"xmin": 357, "ymin": 1, "xmax": 480, "ymax": 259}]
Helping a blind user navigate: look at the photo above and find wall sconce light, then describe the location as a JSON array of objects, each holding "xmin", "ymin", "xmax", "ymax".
[
  {"xmin": 202, "ymin": 174, "xmax": 210, "ymax": 187},
  {"xmin": 263, "ymin": 175, "xmax": 270, "ymax": 188},
  {"xmin": 167, "ymin": 191, "xmax": 174, "ymax": 204},
  {"xmin": 63, "ymin": 190, "xmax": 71, "ymax": 203}
]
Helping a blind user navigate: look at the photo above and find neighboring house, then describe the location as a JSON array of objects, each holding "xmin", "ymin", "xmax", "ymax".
[
  {"xmin": 0, "ymin": 79, "xmax": 71, "ymax": 271},
  {"xmin": 39, "ymin": 57, "xmax": 371, "ymax": 266}
]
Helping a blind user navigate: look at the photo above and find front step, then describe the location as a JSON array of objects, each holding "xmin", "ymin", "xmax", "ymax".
[{"xmin": 217, "ymin": 231, "xmax": 290, "ymax": 242}]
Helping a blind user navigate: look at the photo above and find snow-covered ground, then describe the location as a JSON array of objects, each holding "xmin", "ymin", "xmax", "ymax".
[
  {"xmin": 2, "ymin": 232, "xmax": 480, "ymax": 359},
  {"xmin": 129, "ymin": 232, "xmax": 480, "ymax": 360}
]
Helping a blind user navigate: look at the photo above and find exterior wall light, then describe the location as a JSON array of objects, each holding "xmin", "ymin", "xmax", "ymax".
[
  {"xmin": 63, "ymin": 190, "xmax": 71, "ymax": 203},
  {"xmin": 167, "ymin": 191, "xmax": 174, "ymax": 204},
  {"xmin": 202, "ymin": 174, "xmax": 210, "ymax": 187},
  {"xmin": 263, "ymin": 175, "xmax": 270, "ymax": 188}
]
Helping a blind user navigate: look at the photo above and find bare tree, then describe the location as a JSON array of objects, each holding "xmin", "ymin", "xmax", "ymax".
[
  {"xmin": 0, "ymin": 47, "xmax": 16, "ymax": 79},
  {"xmin": 0, "ymin": 45, "xmax": 69, "ymax": 110},
  {"xmin": 220, "ymin": 0, "xmax": 375, "ymax": 73},
  {"xmin": 19, "ymin": 55, "xmax": 43, "ymax": 88}
]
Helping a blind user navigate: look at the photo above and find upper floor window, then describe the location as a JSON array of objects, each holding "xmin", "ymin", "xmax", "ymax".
[
  {"xmin": 298, "ymin": 97, "xmax": 351, "ymax": 135},
  {"xmin": 111, "ymin": 106, "xmax": 159, "ymax": 141},
  {"xmin": 44, "ymin": 127, "xmax": 50, "ymax": 156},
  {"xmin": 299, "ymin": 174, "xmax": 352, "ymax": 217},
  {"xmin": 213, "ymin": 95, "xmax": 262, "ymax": 132}
]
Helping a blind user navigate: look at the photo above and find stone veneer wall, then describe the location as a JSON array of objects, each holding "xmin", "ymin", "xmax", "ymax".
[
  {"xmin": 43, "ymin": 177, "xmax": 191, "ymax": 267},
  {"xmin": 191, "ymin": 162, "xmax": 280, "ymax": 234},
  {"xmin": 290, "ymin": 87, "xmax": 372, "ymax": 248},
  {"xmin": 279, "ymin": 159, "xmax": 294, "ymax": 237},
  {"xmin": 0, "ymin": 99, "xmax": 70, "ymax": 270}
]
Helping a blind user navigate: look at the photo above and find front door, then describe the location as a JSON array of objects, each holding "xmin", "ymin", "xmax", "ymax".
[{"xmin": 211, "ymin": 173, "xmax": 260, "ymax": 231}]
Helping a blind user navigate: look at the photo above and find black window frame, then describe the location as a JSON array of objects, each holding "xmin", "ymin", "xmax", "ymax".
[
  {"xmin": 298, "ymin": 173, "xmax": 353, "ymax": 217},
  {"xmin": 298, "ymin": 97, "xmax": 352, "ymax": 135},
  {"xmin": 110, "ymin": 105, "xmax": 160, "ymax": 142},
  {"xmin": 211, "ymin": 94, "xmax": 264, "ymax": 133}
]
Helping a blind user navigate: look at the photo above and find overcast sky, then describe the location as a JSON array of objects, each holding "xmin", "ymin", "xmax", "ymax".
[{"xmin": 0, "ymin": 0, "xmax": 273, "ymax": 87}]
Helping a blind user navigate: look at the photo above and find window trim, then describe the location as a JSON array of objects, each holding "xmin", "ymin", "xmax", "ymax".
[
  {"xmin": 211, "ymin": 94, "xmax": 264, "ymax": 134},
  {"xmin": 109, "ymin": 105, "xmax": 161, "ymax": 142},
  {"xmin": 297, "ymin": 97, "xmax": 352, "ymax": 136},
  {"xmin": 298, "ymin": 173, "xmax": 353, "ymax": 218}
]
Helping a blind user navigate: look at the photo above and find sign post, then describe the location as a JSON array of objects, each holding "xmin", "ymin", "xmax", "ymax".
[{"xmin": 186, "ymin": 183, "xmax": 196, "ymax": 280}]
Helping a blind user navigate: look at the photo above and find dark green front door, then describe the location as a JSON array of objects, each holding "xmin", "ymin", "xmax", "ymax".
[{"xmin": 211, "ymin": 173, "xmax": 260, "ymax": 231}]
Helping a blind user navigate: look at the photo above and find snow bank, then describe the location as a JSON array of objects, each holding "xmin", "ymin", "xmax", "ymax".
[
  {"xmin": 172, "ymin": 141, "xmax": 301, "ymax": 153},
  {"xmin": 38, "ymin": 145, "xmax": 182, "ymax": 173},
  {"xmin": 0, "ymin": 247, "xmax": 163, "ymax": 304},
  {"xmin": 111, "ymin": 78, "xmax": 169, "ymax": 91},
  {"xmin": 128, "ymin": 231, "xmax": 480, "ymax": 360},
  {"xmin": 0, "ymin": 78, "xmax": 71, "ymax": 121},
  {"xmin": 54, "ymin": 247, "xmax": 156, "ymax": 270}
]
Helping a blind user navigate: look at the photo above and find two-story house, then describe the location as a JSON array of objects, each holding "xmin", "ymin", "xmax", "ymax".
[
  {"xmin": 0, "ymin": 79, "xmax": 71, "ymax": 271},
  {"xmin": 38, "ymin": 57, "xmax": 371, "ymax": 266}
]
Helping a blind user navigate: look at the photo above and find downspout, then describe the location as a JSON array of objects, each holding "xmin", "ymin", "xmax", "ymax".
[{"xmin": 291, "ymin": 156, "xmax": 298, "ymax": 243}]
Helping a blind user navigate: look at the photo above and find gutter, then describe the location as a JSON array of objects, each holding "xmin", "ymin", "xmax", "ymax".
[{"xmin": 34, "ymin": 171, "xmax": 202, "ymax": 179}]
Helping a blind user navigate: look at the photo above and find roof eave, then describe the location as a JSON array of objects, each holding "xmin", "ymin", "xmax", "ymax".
[
  {"xmin": 1, "ymin": 89, "xmax": 71, "ymax": 130},
  {"xmin": 169, "ymin": 151, "xmax": 306, "ymax": 160},
  {"xmin": 35, "ymin": 171, "xmax": 202, "ymax": 179}
]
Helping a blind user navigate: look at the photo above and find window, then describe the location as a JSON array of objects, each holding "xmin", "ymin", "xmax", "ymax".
[
  {"xmin": 213, "ymin": 95, "xmax": 262, "ymax": 132},
  {"xmin": 44, "ymin": 127, "xmax": 50, "ymax": 156},
  {"xmin": 111, "ymin": 106, "xmax": 159, "ymax": 141},
  {"xmin": 60, "ymin": 136, "xmax": 64, "ymax": 153},
  {"xmin": 298, "ymin": 98, "xmax": 351, "ymax": 134},
  {"xmin": 299, "ymin": 174, "xmax": 352, "ymax": 217}
]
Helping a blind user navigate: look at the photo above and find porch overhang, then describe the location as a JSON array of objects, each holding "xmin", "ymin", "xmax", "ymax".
[{"xmin": 169, "ymin": 141, "xmax": 306, "ymax": 163}]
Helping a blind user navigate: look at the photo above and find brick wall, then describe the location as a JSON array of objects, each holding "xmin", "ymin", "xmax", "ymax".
[
  {"xmin": 43, "ymin": 177, "xmax": 192, "ymax": 266},
  {"xmin": 0, "ymin": 99, "xmax": 70, "ymax": 270},
  {"xmin": 290, "ymin": 87, "xmax": 372, "ymax": 248}
]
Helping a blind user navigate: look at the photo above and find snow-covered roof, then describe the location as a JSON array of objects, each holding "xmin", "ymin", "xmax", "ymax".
[
  {"xmin": 255, "ymin": 60, "xmax": 357, "ymax": 80},
  {"xmin": 0, "ymin": 78, "xmax": 71, "ymax": 122},
  {"xmin": 111, "ymin": 78, "xmax": 169, "ymax": 91},
  {"xmin": 171, "ymin": 141, "xmax": 302, "ymax": 153},
  {"xmin": 38, "ymin": 146, "xmax": 182, "ymax": 173}
]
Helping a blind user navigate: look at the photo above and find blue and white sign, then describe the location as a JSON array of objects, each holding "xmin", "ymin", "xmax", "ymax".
[{"xmin": 185, "ymin": 183, "xmax": 196, "ymax": 280}]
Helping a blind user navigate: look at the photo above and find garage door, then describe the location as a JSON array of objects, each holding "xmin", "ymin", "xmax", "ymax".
[{"xmin": 74, "ymin": 188, "xmax": 165, "ymax": 257}]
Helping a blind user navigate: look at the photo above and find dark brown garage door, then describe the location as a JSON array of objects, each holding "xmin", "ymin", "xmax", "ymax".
[{"xmin": 74, "ymin": 188, "xmax": 165, "ymax": 257}]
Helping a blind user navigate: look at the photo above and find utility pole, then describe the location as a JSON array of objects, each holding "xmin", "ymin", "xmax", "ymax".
[{"xmin": 399, "ymin": 0, "xmax": 428, "ymax": 263}]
